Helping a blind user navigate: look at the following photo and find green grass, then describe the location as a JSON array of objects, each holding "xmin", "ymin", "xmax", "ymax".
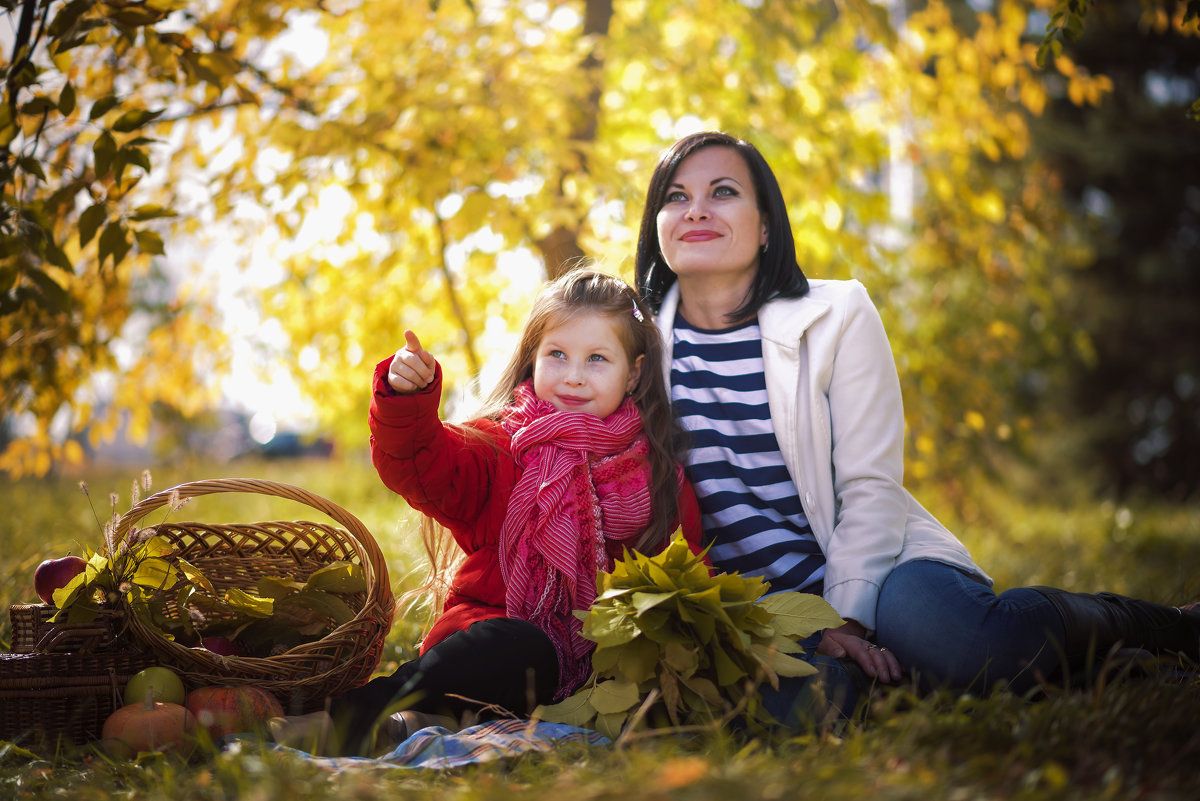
[{"xmin": 3, "ymin": 456, "xmax": 1200, "ymax": 800}]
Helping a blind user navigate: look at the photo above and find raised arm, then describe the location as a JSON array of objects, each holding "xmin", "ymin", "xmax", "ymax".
[{"xmin": 369, "ymin": 352, "xmax": 513, "ymax": 549}]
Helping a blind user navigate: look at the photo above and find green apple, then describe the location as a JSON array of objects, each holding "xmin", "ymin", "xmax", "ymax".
[{"xmin": 124, "ymin": 666, "xmax": 185, "ymax": 706}]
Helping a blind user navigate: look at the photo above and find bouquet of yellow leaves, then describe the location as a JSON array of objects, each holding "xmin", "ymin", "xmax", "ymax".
[{"xmin": 535, "ymin": 532, "xmax": 843, "ymax": 739}]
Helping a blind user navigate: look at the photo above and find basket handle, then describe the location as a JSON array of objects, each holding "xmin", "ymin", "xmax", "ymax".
[{"xmin": 112, "ymin": 477, "xmax": 391, "ymax": 604}]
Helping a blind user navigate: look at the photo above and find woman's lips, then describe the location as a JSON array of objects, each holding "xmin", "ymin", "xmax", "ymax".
[{"xmin": 681, "ymin": 230, "xmax": 720, "ymax": 242}]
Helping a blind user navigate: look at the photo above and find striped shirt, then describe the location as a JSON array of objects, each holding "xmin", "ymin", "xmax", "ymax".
[{"xmin": 671, "ymin": 313, "xmax": 826, "ymax": 594}]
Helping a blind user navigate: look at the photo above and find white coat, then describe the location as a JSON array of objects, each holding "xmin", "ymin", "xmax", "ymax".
[{"xmin": 655, "ymin": 279, "xmax": 991, "ymax": 631}]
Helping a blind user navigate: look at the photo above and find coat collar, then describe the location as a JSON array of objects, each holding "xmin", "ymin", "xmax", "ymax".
[
  {"xmin": 657, "ymin": 281, "xmax": 832, "ymax": 346},
  {"xmin": 758, "ymin": 284, "xmax": 832, "ymax": 344}
]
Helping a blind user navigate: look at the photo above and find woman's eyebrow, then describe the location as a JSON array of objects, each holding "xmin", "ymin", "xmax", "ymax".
[{"xmin": 668, "ymin": 176, "xmax": 743, "ymax": 188}]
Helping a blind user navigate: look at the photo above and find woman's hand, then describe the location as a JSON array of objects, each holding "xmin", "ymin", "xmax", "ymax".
[
  {"xmin": 386, "ymin": 330, "xmax": 437, "ymax": 393},
  {"xmin": 817, "ymin": 621, "xmax": 903, "ymax": 684}
]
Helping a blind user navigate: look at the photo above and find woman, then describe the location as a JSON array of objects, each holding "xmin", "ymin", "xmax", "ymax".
[{"xmin": 633, "ymin": 131, "xmax": 1199, "ymax": 704}]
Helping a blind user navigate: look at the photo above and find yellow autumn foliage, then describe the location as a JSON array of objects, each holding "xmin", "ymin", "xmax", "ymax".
[{"xmin": 3, "ymin": 0, "xmax": 1125, "ymax": 489}]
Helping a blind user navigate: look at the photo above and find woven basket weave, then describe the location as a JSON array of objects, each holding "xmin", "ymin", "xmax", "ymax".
[
  {"xmin": 111, "ymin": 478, "xmax": 395, "ymax": 714},
  {"xmin": 0, "ymin": 649, "xmax": 158, "ymax": 747},
  {"xmin": 10, "ymin": 603, "xmax": 124, "ymax": 654}
]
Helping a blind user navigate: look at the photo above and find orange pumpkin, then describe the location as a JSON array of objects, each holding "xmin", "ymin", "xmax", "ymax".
[
  {"xmin": 185, "ymin": 685, "xmax": 285, "ymax": 739},
  {"xmin": 101, "ymin": 700, "xmax": 196, "ymax": 755}
]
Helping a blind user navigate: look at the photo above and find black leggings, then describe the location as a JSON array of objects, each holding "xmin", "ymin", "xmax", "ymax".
[{"xmin": 329, "ymin": 617, "xmax": 559, "ymax": 744}]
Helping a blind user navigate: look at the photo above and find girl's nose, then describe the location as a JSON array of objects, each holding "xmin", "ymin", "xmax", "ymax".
[
  {"xmin": 565, "ymin": 362, "xmax": 585, "ymax": 385},
  {"xmin": 685, "ymin": 198, "xmax": 709, "ymax": 221}
]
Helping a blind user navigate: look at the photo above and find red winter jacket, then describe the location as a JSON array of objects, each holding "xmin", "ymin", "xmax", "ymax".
[{"xmin": 368, "ymin": 357, "xmax": 704, "ymax": 653}]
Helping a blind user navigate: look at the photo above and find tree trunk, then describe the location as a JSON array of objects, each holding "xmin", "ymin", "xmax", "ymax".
[{"xmin": 537, "ymin": 0, "xmax": 613, "ymax": 279}]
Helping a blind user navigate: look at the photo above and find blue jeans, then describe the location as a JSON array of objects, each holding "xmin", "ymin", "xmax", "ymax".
[
  {"xmin": 757, "ymin": 634, "xmax": 861, "ymax": 729},
  {"xmin": 875, "ymin": 559, "xmax": 1069, "ymax": 693}
]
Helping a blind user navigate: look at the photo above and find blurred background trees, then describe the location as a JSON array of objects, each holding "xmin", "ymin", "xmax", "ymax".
[
  {"xmin": 1033, "ymin": 0, "xmax": 1200, "ymax": 498},
  {"xmin": 2, "ymin": 0, "xmax": 312, "ymax": 472},
  {"xmin": 2, "ymin": 0, "xmax": 1197, "ymax": 502}
]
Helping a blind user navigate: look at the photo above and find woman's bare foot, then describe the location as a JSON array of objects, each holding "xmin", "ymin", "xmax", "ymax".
[
  {"xmin": 372, "ymin": 710, "xmax": 461, "ymax": 755},
  {"xmin": 268, "ymin": 711, "xmax": 334, "ymax": 754}
]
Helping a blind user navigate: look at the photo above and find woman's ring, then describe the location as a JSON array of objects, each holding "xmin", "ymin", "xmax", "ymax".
[{"xmin": 866, "ymin": 643, "xmax": 878, "ymax": 651}]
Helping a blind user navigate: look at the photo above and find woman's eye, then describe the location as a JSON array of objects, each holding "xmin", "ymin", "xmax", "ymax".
[
  {"xmin": 713, "ymin": 185, "xmax": 737, "ymax": 197},
  {"xmin": 665, "ymin": 190, "xmax": 687, "ymax": 203}
]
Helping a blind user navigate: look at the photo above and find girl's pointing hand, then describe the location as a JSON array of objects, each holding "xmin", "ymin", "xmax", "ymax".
[{"xmin": 387, "ymin": 329, "xmax": 437, "ymax": 393}]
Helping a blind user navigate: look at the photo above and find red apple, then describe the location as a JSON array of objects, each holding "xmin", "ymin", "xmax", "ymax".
[
  {"xmin": 34, "ymin": 554, "xmax": 87, "ymax": 605},
  {"xmin": 185, "ymin": 686, "xmax": 284, "ymax": 739},
  {"xmin": 196, "ymin": 636, "xmax": 246, "ymax": 656}
]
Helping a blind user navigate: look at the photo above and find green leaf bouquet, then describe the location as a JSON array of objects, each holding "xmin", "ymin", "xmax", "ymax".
[{"xmin": 535, "ymin": 532, "xmax": 843, "ymax": 739}]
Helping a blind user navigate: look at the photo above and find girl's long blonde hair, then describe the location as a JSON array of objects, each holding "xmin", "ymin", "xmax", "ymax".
[{"xmin": 403, "ymin": 269, "xmax": 685, "ymax": 638}]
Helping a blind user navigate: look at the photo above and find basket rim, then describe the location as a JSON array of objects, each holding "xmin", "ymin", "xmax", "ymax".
[{"xmin": 114, "ymin": 478, "xmax": 391, "ymax": 601}]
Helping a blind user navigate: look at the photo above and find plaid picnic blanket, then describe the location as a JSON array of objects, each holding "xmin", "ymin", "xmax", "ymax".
[{"xmin": 245, "ymin": 719, "xmax": 611, "ymax": 771}]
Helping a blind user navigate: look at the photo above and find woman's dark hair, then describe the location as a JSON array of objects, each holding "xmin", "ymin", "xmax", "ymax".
[{"xmin": 634, "ymin": 131, "xmax": 809, "ymax": 322}]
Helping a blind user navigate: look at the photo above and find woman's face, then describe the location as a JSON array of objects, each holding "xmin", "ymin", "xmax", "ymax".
[{"xmin": 655, "ymin": 146, "xmax": 766, "ymax": 284}]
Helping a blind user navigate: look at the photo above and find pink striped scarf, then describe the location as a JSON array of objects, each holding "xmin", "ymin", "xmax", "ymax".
[{"xmin": 498, "ymin": 380, "xmax": 652, "ymax": 698}]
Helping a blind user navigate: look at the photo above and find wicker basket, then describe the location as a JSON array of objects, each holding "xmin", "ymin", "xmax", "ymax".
[
  {"xmin": 0, "ymin": 649, "xmax": 158, "ymax": 747},
  {"xmin": 111, "ymin": 478, "xmax": 395, "ymax": 714},
  {"xmin": 10, "ymin": 603, "xmax": 125, "ymax": 654}
]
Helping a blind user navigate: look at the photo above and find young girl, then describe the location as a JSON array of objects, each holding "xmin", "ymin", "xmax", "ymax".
[{"xmin": 275, "ymin": 269, "xmax": 702, "ymax": 755}]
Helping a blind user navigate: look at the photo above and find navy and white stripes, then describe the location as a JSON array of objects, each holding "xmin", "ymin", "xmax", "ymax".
[{"xmin": 671, "ymin": 313, "xmax": 826, "ymax": 594}]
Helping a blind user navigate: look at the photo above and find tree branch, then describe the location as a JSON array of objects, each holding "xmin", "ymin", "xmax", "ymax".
[
  {"xmin": 434, "ymin": 207, "xmax": 482, "ymax": 380},
  {"xmin": 10, "ymin": 0, "xmax": 37, "ymax": 68}
]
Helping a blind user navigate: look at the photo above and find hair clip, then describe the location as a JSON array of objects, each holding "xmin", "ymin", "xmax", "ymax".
[{"xmin": 632, "ymin": 300, "xmax": 645, "ymax": 323}]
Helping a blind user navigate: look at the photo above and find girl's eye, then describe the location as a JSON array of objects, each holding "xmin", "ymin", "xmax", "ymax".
[
  {"xmin": 548, "ymin": 349, "xmax": 565, "ymax": 359},
  {"xmin": 713, "ymin": 184, "xmax": 738, "ymax": 197},
  {"xmin": 588, "ymin": 353, "xmax": 607, "ymax": 363},
  {"xmin": 664, "ymin": 190, "xmax": 687, "ymax": 203}
]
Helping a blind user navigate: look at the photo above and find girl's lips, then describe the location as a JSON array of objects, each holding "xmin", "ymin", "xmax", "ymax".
[
  {"xmin": 681, "ymin": 230, "xmax": 720, "ymax": 242},
  {"xmin": 557, "ymin": 394, "xmax": 589, "ymax": 406}
]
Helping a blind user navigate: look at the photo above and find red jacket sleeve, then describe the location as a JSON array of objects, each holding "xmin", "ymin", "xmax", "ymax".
[{"xmin": 368, "ymin": 356, "xmax": 516, "ymax": 554}]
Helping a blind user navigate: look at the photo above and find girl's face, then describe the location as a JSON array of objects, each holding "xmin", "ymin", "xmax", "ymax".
[
  {"xmin": 533, "ymin": 311, "xmax": 643, "ymax": 419},
  {"xmin": 655, "ymin": 146, "xmax": 767, "ymax": 284}
]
